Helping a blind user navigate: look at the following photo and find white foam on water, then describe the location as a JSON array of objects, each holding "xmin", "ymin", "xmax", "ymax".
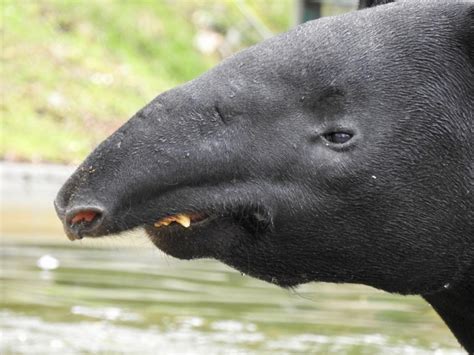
[{"xmin": 0, "ymin": 311, "xmax": 464, "ymax": 355}]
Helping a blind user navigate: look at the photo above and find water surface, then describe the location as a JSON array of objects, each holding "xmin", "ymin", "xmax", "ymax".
[{"xmin": 1, "ymin": 230, "xmax": 463, "ymax": 354}]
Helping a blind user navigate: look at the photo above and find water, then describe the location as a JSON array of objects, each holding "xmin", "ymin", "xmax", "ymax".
[{"xmin": 1, "ymin": 233, "xmax": 463, "ymax": 354}]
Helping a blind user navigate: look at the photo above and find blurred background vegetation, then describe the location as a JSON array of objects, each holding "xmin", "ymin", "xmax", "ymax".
[{"xmin": 2, "ymin": 0, "xmax": 295, "ymax": 164}]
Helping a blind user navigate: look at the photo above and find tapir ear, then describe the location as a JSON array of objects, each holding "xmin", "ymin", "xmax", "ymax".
[{"xmin": 358, "ymin": 0, "xmax": 395, "ymax": 9}]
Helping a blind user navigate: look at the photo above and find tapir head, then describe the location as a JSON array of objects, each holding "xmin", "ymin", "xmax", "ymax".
[{"xmin": 55, "ymin": 2, "xmax": 473, "ymax": 295}]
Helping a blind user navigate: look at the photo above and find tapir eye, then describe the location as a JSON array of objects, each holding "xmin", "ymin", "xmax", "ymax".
[{"xmin": 323, "ymin": 132, "xmax": 353, "ymax": 144}]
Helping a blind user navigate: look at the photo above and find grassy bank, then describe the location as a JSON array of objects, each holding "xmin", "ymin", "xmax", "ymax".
[{"xmin": 1, "ymin": 0, "xmax": 291, "ymax": 164}]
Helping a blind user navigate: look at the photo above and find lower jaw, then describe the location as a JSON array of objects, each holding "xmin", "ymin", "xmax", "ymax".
[
  {"xmin": 144, "ymin": 221, "xmax": 211, "ymax": 260},
  {"xmin": 144, "ymin": 215, "xmax": 247, "ymax": 260}
]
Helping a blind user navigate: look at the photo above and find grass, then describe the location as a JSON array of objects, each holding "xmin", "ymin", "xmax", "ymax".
[{"xmin": 1, "ymin": 0, "xmax": 292, "ymax": 164}]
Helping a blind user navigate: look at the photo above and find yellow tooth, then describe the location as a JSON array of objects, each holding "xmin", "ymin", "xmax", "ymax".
[
  {"xmin": 154, "ymin": 217, "xmax": 171, "ymax": 228},
  {"xmin": 154, "ymin": 214, "xmax": 191, "ymax": 228},
  {"xmin": 175, "ymin": 214, "xmax": 191, "ymax": 228}
]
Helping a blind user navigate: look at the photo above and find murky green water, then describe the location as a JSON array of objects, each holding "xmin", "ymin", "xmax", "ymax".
[{"xmin": 1, "ymin": 234, "xmax": 463, "ymax": 354}]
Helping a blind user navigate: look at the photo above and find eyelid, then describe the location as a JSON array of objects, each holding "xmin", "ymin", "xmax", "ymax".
[
  {"xmin": 318, "ymin": 128, "xmax": 358, "ymax": 151},
  {"xmin": 324, "ymin": 130, "xmax": 352, "ymax": 139}
]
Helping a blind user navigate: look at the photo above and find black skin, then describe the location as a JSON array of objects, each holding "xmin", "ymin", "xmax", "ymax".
[{"xmin": 55, "ymin": 0, "xmax": 474, "ymax": 352}]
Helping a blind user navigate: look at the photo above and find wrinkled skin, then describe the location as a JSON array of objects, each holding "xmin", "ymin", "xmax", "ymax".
[{"xmin": 55, "ymin": 0, "xmax": 473, "ymax": 351}]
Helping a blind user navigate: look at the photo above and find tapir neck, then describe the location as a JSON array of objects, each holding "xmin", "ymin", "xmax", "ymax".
[{"xmin": 423, "ymin": 265, "xmax": 474, "ymax": 353}]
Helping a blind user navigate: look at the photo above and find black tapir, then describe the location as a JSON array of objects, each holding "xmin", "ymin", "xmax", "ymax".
[{"xmin": 55, "ymin": 0, "xmax": 473, "ymax": 351}]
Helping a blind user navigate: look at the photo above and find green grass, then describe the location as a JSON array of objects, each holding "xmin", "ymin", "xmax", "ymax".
[{"xmin": 1, "ymin": 0, "xmax": 292, "ymax": 163}]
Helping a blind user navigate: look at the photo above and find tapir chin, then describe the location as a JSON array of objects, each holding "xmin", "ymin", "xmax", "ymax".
[{"xmin": 55, "ymin": 0, "xmax": 473, "ymax": 351}]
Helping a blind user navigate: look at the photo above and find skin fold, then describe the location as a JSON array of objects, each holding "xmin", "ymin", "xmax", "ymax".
[{"xmin": 55, "ymin": 1, "xmax": 473, "ymax": 351}]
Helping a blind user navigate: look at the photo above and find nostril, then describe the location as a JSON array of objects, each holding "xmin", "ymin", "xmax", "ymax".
[
  {"xmin": 64, "ymin": 207, "xmax": 105, "ymax": 240},
  {"xmin": 70, "ymin": 210, "xmax": 100, "ymax": 225}
]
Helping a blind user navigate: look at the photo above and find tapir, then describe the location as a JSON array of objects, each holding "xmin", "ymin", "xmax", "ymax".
[{"xmin": 55, "ymin": 0, "xmax": 473, "ymax": 351}]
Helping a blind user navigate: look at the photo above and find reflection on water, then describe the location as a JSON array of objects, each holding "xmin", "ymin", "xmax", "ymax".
[{"xmin": 0, "ymin": 234, "xmax": 463, "ymax": 355}]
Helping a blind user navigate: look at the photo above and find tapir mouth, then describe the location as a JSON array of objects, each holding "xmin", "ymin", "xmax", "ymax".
[
  {"xmin": 148, "ymin": 205, "xmax": 271, "ymax": 234},
  {"xmin": 153, "ymin": 212, "xmax": 209, "ymax": 229},
  {"xmin": 143, "ymin": 204, "xmax": 272, "ymax": 257}
]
